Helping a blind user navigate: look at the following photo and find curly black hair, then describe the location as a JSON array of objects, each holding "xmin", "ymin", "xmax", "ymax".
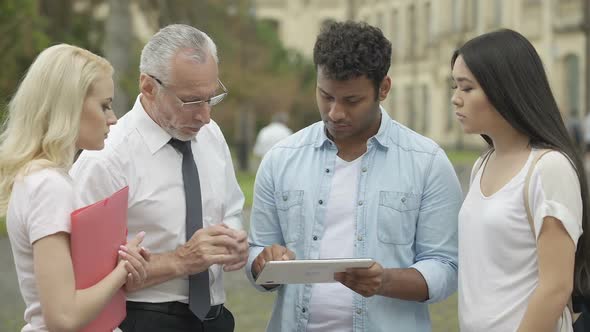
[{"xmin": 313, "ymin": 21, "xmax": 392, "ymax": 96}]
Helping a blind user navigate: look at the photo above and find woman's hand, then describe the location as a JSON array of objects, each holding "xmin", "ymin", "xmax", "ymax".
[{"xmin": 118, "ymin": 231, "xmax": 150, "ymax": 291}]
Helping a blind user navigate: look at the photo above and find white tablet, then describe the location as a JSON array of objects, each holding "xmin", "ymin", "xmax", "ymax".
[{"xmin": 255, "ymin": 258, "xmax": 375, "ymax": 285}]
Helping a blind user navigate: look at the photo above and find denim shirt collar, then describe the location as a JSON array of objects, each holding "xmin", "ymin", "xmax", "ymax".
[{"xmin": 314, "ymin": 106, "xmax": 393, "ymax": 149}]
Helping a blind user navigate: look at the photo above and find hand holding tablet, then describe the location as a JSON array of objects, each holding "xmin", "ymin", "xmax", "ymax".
[{"xmin": 255, "ymin": 258, "xmax": 375, "ymax": 285}]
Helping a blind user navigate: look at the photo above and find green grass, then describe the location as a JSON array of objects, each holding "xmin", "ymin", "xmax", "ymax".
[
  {"xmin": 0, "ymin": 218, "xmax": 5, "ymax": 237},
  {"xmin": 446, "ymin": 149, "xmax": 480, "ymax": 166},
  {"xmin": 237, "ymin": 171, "xmax": 256, "ymax": 208}
]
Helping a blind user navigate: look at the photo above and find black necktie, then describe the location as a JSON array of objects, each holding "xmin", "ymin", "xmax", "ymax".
[{"xmin": 168, "ymin": 138, "xmax": 210, "ymax": 320}]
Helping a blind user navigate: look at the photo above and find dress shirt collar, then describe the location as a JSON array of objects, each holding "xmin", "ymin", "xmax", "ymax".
[
  {"xmin": 132, "ymin": 95, "xmax": 196, "ymax": 155},
  {"xmin": 314, "ymin": 105, "xmax": 393, "ymax": 149}
]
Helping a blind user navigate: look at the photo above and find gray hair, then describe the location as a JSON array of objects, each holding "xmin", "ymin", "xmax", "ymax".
[{"xmin": 139, "ymin": 24, "xmax": 218, "ymax": 84}]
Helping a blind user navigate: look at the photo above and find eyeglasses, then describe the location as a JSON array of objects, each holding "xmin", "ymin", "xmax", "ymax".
[{"xmin": 149, "ymin": 74, "xmax": 228, "ymax": 112}]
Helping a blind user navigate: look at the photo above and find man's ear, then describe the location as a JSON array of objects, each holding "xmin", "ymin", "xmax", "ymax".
[
  {"xmin": 378, "ymin": 76, "xmax": 392, "ymax": 101},
  {"xmin": 139, "ymin": 73, "xmax": 158, "ymax": 101}
]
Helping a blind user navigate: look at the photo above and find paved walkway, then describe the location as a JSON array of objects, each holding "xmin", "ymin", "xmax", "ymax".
[{"xmin": 0, "ymin": 236, "xmax": 25, "ymax": 331}]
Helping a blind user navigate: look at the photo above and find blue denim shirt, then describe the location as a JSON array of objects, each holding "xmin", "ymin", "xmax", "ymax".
[{"xmin": 246, "ymin": 109, "xmax": 462, "ymax": 332}]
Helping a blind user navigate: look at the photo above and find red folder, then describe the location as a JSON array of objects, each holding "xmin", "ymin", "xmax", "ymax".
[{"xmin": 70, "ymin": 186, "xmax": 129, "ymax": 332}]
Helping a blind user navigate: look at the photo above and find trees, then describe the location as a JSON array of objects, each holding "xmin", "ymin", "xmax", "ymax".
[
  {"xmin": 0, "ymin": 0, "xmax": 50, "ymax": 110},
  {"xmin": 0, "ymin": 0, "xmax": 105, "ymax": 117},
  {"xmin": 1, "ymin": 0, "xmax": 318, "ymax": 167}
]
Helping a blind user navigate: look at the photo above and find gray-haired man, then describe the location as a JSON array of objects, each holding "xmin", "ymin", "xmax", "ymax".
[{"xmin": 71, "ymin": 24, "xmax": 248, "ymax": 332}]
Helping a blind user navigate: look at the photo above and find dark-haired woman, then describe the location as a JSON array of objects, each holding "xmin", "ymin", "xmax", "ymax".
[{"xmin": 452, "ymin": 29, "xmax": 589, "ymax": 332}]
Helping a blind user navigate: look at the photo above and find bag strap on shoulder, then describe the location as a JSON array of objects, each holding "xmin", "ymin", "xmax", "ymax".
[
  {"xmin": 523, "ymin": 149, "xmax": 553, "ymax": 234},
  {"xmin": 522, "ymin": 149, "xmax": 578, "ymax": 324}
]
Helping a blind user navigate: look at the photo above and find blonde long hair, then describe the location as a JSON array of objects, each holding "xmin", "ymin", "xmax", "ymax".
[{"xmin": 0, "ymin": 44, "xmax": 113, "ymax": 216}]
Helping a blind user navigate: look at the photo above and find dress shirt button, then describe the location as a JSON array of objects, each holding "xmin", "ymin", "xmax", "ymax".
[
  {"xmin": 356, "ymin": 308, "xmax": 362, "ymax": 315},
  {"xmin": 357, "ymin": 235, "xmax": 363, "ymax": 241},
  {"xmin": 313, "ymin": 235, "xmax": 318, "ymax": 241},
  {"xmin": 325, "ymin": 168, "xmax": 330, "ymax": 173},
  {"xmin": 401, "ymin": 197, "xmax": 406, "ymax": 203},
  {"xmin": 319, "ymin": 200, "xmax": 323, "ymax": 205},
  {"xmin": 302, "ymin": 307, "xmax": 307, "ymax": 313},
  {"xmin": 362, "ymin": 167, "xmax": 367, "ymax": 172},
  {"xmin": 283, "ymin": 195, "xmax": 288, "ymax": 201},
  {"xmin": 358, "ymin": 201, "xmax": 363, "ymax": 206}
]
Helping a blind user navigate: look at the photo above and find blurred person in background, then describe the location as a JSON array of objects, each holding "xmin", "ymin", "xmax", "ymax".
[
  {"xmin": 71, "ymin": 24, "xmax": 248, "ymax": 332},
  {"xmin": 452, "ymin": 29, "xmax": 590, "ymax": 332},
  {"xmin": 253, "ymin": 111, "xmax": 293, "ymax": 158},
  {"xmin": 246, "ymin": 21, "xmax": 462, "ymax": 332},
  {"xmin": 0, "ymin": 44, "xmax": 148, "ymax": 332}
]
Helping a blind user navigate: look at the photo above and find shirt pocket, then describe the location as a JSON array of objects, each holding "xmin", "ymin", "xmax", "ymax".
[
  {"xmin": 377, "ymin": 191, "xmax": 420, "ymax": 245},
  {"xmin": 275, "ymin": 190, "xmax": 304, "ymax": 244}
]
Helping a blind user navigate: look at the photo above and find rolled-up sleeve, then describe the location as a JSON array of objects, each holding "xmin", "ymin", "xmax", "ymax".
[
  {"xmin": 245, "ymin": 152, "xmax": 285, "ymax": 292},
  {"xmin": 411, "ymin": 148, "xmax": 462, "ymax": 303}
]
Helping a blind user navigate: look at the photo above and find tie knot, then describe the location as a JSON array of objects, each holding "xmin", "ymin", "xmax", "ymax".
[{"xmin": 168, "ymin": 138, "xmax": 191, "ymax": 155}]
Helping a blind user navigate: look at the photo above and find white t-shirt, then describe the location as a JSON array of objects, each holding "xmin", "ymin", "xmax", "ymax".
[
  {"xmin": 306, "ymin": 156, "xmax": 360, "ymax": 332},
  {"xmin": 253, "ymin": 122, "xmax": 293, "ymax": 157},
  {"xmin": 458, "ymin": 150, "xmax": 583, "ymax": 332},
  {"xmin": 7, "ymin": 168, "xmax": 75, "ymax": 332}
]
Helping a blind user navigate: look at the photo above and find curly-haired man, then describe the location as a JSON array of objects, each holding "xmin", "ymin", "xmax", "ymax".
[{"xmin": 247, "ymin": 21, "xmax": 462, "ymax": 331}]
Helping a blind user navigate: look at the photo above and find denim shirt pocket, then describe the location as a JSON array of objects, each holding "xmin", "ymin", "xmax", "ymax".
[
  {"xmin": 377, "ymin": 191, "xmax": 420, "ymax": 245},
  {"xmin": 275, "ymin": 190, "xmax": 304, "ymax": 244}
]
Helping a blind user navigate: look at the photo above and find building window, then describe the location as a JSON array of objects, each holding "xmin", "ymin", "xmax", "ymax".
[
  {"xmin": 494, "ymin": 0, "xmax": 502, "ymax": 27},
  {"xmin": 565, "ymin": 54, "xmax": 581, "ymax": 118},
  {"xmin": 391, "ymin": 9, "xmax": 400, "ymax": 62},
  {"xmin": 421, "ymin": 85, "xmax": 430, "ymax": 134},
  {"xmin": 452, "ymin": 0, "xmax": 462, "ymax": 32},
  {"xmin": 408, "ymin": 5, "xmax": 416, "ymax": 58},
  {"xmin": 471, "ymin": 0, "xmax": 479, "ymax": 30},
  {"xmin": 406, "ymin": 85, "xmax": 416, "ymax": 130},
  {"xmin": 424, "ymin": 2, "xmax": 432, "ymax": 45}
]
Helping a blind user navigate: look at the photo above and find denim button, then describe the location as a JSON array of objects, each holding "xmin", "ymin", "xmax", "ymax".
[
  {"xmin": 313, "ymin": 235, "xmax": 318, "ymax": 241},
  {"xmin": 319, "ymin": 200, "xmax": 323, "ymax": 205}
]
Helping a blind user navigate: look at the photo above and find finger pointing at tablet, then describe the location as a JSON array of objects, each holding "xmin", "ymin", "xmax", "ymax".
[{"xmin": 252, "ymin": 244, "xmax": 296, "ymax": 279}]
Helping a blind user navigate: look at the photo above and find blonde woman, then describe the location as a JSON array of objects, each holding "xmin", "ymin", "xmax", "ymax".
[{"xmin": 0, "ymin": 44, "xmax": 148, "ymax": 332}]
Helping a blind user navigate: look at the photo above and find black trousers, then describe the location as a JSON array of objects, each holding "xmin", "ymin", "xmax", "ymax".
[{"xmin": 119, "ymin": 301, "xmax": 235, "ymax": 332}]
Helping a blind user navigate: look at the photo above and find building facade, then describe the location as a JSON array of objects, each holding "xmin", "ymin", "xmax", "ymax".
[{"xmin": 255, "ymin": 0, "xmax": 588, "ymax": 148}]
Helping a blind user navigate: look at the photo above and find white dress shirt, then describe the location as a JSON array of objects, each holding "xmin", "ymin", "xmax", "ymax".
[{"xmin": 70, "ymin": 95, "xmax": 245, "ymax": 305}]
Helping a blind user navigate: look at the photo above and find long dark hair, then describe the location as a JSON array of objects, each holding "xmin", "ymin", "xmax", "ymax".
[{"xmin": 452, "ymin": 29, "xmax": 590, "ymax": 297}]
